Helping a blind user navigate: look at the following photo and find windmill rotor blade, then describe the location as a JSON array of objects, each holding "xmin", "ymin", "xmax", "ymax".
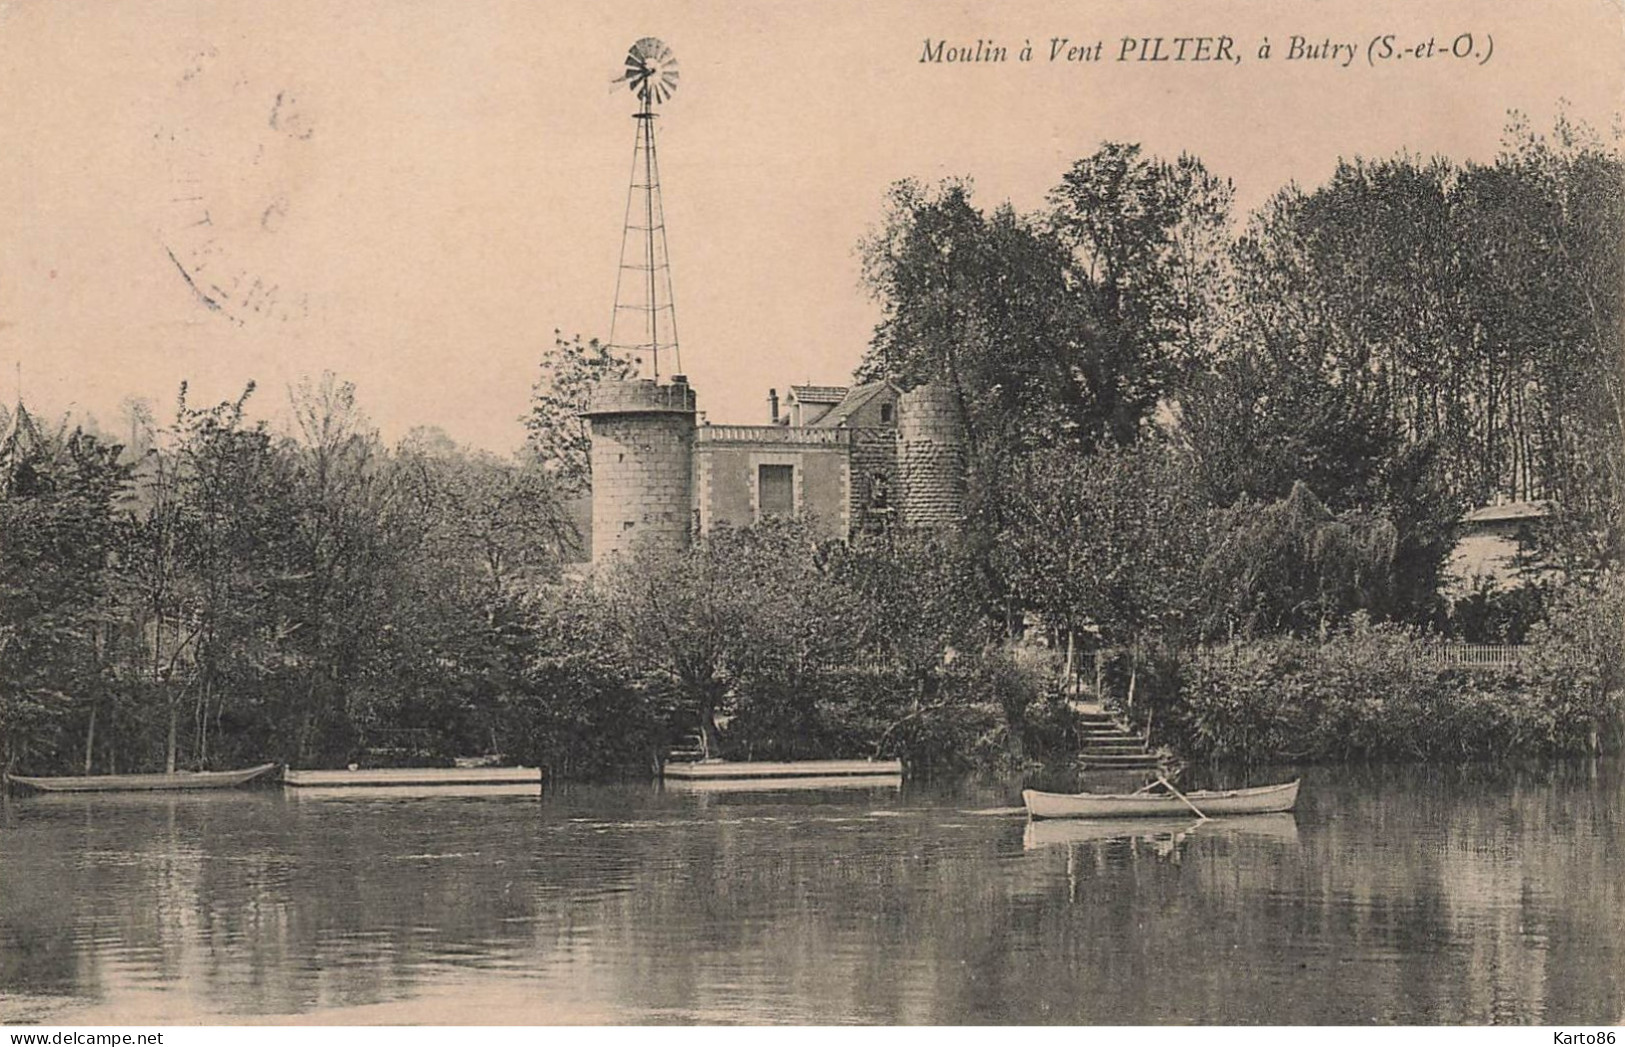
[{"xmin": 622, "ymin": 38, "xmax": 677, "ymax": 105}]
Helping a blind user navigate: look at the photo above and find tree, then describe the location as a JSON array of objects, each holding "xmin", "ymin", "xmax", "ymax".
[
  {"xmin": 382, "ymin": 432, "xmax": 576, "ymax": 759},
  {"xmin": 398, "ymin": 431, "xmax": 573, "ymax": 605},
  {"xmin": 1201, "ymin": 481, "xmax": 1400, "ymax": 640},
  {"xmin": 1, "ymin": 414, "xmax": 129, "ymax": 774},
  {"xmin": 596, "ymin": 521, "xmax": 864, "ymax": 760},
  {"xmin": 1194, "ymin": 118, "xmax": 1623, "ymax": 583},
  {"xmin": 168, "ymin": 381, "xmax": 295, "ymax": 770},
  {"xmin": 1459, "ymin": 114, "xmax": 1624, "ymax": 571},
  {"xmin": 1049, "ymin": 144, "xmax": 1235, "ymax": 442},
  {"xmin": 998, "ymin": 440, "xmax": 1212, "ymax": 705},
  {"xmin": 825, "ymin": 527, "xmax": 996, "ymax": 759},
  {"xmin": 278, "ymin": 372, "xmax": 410, "ymax": 764}
]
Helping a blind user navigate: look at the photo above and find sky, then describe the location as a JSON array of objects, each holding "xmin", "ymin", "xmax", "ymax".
[{"xmin": 1, "ymin": 0, "xmax": 1619, "ymax": 452}]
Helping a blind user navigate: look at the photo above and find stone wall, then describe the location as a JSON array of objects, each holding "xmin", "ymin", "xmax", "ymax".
[
  {"xmin": 848, "ymin": 427, "xmax": 900, "ymax": 534},
  {"xmin": 584, "ymin": 379, "xmax": 697, "ymax": 563},
  {"xmin": 897, "ymin": 384, "xmax": 965, "ymax": 529},
  {"xmin": 694, "ymin": 425, "xmax": 850, "ymax": 540}
]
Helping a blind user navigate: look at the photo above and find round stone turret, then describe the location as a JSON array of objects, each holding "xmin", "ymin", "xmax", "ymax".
[
  {"xmin": 897, "ymin": 383, "xmax": 965, "ymax": 529},
  {"xmin": 583, "ymin": 377, "xmax": 698, "ymax": 563}
]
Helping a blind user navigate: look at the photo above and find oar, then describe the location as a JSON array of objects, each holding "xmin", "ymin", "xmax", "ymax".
[{"xmin": 1157, "ymin": 775, "xmax": 1209, "ymax": 821}]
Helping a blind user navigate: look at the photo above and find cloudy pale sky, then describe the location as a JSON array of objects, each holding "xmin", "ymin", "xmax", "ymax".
[{"xmin": 1, "ymin": 0, "xmax": 1618, "ymax": 451}]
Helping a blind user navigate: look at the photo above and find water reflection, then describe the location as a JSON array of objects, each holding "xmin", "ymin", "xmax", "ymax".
[
  {"xmin": 1, "ymin": 761, "xmax": 1620, "ymax": 1024},
  {"xmin": 1022, "ymin": 813, "xmax": 1300, "ymax": 850}
]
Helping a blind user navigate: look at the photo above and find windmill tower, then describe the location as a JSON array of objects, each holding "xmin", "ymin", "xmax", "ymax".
[
  {"xmin": 609, "ymin": 37, "xmax": 682, "ymax": 380},
  {"xmin": 584, "ymin": 38, "xmax": 697, "ymax": 564}
]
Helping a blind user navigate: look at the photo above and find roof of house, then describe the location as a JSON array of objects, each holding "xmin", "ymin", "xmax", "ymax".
[
  {"xmin": 786, "ymin": 384, "xmax": 849, "ymax": 405},
  {"xmin": 1462, "ymin": 500, "xmax": 1551, "ymax": 524},
  {"xmin": 810, "ymin": 381, "xmax": 900, "ymax": 428}
]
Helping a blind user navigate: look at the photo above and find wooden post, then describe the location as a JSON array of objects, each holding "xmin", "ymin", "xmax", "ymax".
[{"xmin": 83, "ymin": 702, "xmax": 96, "ymax": 775}]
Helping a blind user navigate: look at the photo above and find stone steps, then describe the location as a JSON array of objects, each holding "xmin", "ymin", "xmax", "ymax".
[
  {"xmin": 667, "ymin": 730, "xmax": 707, "ymax": 764},
  {"xmin": 1076, "ymin": 710, "xmax": 1165, "ymax": 771}
]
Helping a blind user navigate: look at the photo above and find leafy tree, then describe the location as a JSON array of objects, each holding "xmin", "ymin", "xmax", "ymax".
[
  {"xmin": 398, "ymin": 430, "xmax": 573, "ymax": 606},
  {"xmin": 596, "ymin": 521, "xmax": 861, "ymax": 759},
  {"xmin": 278, "ymin": 372, "xmax": 411, "ymax": 764},
  {"xmin": 523, "ymin": 332, "xmax": 637, "ymax": 493},
  {"xmin": 1, "ymin": 414, "xmax": 129, "ymax": 774},
  {"xmin": 856, "ymin": 180, "xmax": 1094, "ymax": 461},
  {"xmin": 501, "ymin": 583, "xmax": 671, "ymax": 778},
  {"xmin": 1192, "ymin": 117, "xmax": 1622, "ymax": 588},
  {"xmin": 1049, "ymin": 143, "xmax": 1235, "ymax": 440},
  {"xmin": 998, "ymin": 440, "xmax": 1212, "ymax": 705},
  {"xmin": 379, "ymin": 432, "xmax": 575, "ymax": 759},
  {"xmin": 1201, "ymin": 482, "xmax": 1399, "ymax": 639},
  {"xmin": 829, "ymin": 528, "xmax": 990, "ymax": 692},
  {"xmin": 170, "ymin": 382, "xmax": 296, "ymax": 770},
  {"xmin": 1460, "ymin": 114, "xmax": 1624, "ymax": 572}
]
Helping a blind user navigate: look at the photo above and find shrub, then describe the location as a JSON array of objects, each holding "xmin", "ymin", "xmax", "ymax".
[{"xmin": 1165, "ymin": 613, "xmax": 1615, "ymax": 764}]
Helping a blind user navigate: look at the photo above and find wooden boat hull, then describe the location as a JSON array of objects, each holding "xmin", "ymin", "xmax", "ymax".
[
  {"xmin": 664, "ymin": 774, "xmax": 902, "ymax": 793},
  {"xmin": 281, "ymin": 766, "xmax": 541, "ymax": 788},
  {"xmin": 287, "ymin": 783, "xmax": 543, "ymax": 800},
  {"xmin": 1022, "ymin": 779, "xmax": 1300, "ymax": 819},
  {"xmin": 661, "ymin": 759, "xmax": 903, "ymax": 780},
  {"xmin": 6, "ymin": 762, "xmax": 281, "ymax": 793}
]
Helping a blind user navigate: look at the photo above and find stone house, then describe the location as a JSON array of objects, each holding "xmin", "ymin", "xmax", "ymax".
[
  {"xmin": 583, "ymin": 377, "xmax": 963, "ymax": 563},
  {"xmin": 1444, "ymin": 499, "xmax": 1551, "ymax": 596}
]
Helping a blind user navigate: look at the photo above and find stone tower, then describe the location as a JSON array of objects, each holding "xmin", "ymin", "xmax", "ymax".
[
  {"xmin": 897, "ymin": 383, "xmax": 966, "ymax": 529},
  {"xmin": 583, "ymin": 376, "xmax": 698, "ymax": 563}
]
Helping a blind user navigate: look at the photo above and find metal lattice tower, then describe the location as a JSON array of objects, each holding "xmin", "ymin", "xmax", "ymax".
[{"xmin": 609, "ymin": 38, "xmax": 681, "ymax": 381}]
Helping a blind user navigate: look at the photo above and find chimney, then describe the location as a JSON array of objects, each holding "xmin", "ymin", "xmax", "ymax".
[{"xmin": 768, "ymin": 388, "xmax": 779, "ymax": 424}]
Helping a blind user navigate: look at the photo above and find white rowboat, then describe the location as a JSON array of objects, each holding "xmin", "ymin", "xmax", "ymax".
[{"xmin": 1022, "ymin": 779, "xmax": 1300, "ymax": 819}]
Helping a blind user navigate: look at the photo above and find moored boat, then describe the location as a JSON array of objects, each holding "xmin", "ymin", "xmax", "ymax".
[
  {"xmin": 660, "ymin": 759, "xmax": 903, "ymax": 780},
  {"xmin": 1022, "ymin": 779, "xmax": 1300, "ymax": 819},
  {"xmin": 281, "ymin": 766, "xmax": 542, "ymax": 788},
  {"xmin": 663, "ymin": 773, "xmax": 903, "ymax": 793},
  {"xmin": 5, "ymin": 762, "xmax": 282, "ymax": 794}
]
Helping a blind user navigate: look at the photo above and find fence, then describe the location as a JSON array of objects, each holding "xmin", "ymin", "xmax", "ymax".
[
  {"xmin": 1428, "ymin": 643, "xmax": 1527, "ymax": 668},
  {"xmin": 1062, "ymin": 643, "xmax": 1529, "ymax": 694}
]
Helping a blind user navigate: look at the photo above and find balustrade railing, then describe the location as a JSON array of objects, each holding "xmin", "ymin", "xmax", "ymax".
[
  {"xmin": 696, "ymin": 425, "xmax": 849, "ymax": 445},
  {"xmin": 1429, "ymin": 643, "xmax": 1526, "ymax": 667}
]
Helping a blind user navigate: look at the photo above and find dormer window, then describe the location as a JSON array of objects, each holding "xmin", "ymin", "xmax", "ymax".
[{"xmin": 880, "ymin": 402, "xmax": 894, "ymax": 424}]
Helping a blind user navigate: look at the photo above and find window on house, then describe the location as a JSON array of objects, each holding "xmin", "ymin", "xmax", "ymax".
[
  {"xmin": 758, "ymin": 464, "xmax": 795, "ymax": 518},
  {"xmin": 880, "ymin": 402, "xmax": 894, "ymax": 424}
]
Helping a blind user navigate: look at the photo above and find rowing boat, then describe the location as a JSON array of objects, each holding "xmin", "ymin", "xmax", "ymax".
[
  {"xmin": 281, "ymin": 766, "xmax": 542, "ymax": 788},
  {"xmin": 660, "ymin": 759, "xmax": 903, "ymax": 780},
  {"xmin": 5, "ymin": 762, "xmax": 282, "ymax": 794},
  {"xmin": 1022, "ymin": 779, "xmax": 1300, "ymax": 819},
  {"xmin": 663, "ymin": 773, "xmax": 903, "ymax": 793}
]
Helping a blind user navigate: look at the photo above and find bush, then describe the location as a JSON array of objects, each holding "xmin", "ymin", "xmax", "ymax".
[
  {"xmin": 1164, "ymin": 613, "xmax": 1615, "ymax": 764},
  {"xmin": 1521, "ymin": 571, "xmax": 1625, "ymax": 752}
]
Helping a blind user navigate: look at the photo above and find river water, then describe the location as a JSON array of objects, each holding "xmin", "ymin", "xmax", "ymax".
[{"xmin": 1, "ymin": 760, "xmax": 1620, "ymax": 1025}]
